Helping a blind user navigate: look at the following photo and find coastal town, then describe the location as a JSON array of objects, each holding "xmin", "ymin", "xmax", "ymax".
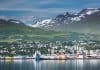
[{"xmin": 0, "ymin": 40, "xmax": 100, "ymax": 60}]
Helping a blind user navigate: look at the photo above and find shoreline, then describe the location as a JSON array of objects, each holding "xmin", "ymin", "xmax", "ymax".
[{"xmin": 0, "ymin": 57, "xmax": 100, "ymax": 60}]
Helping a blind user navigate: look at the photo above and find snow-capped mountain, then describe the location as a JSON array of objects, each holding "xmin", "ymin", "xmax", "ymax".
[
  {"xmin": 32, "ymin": 8, "xmax": 100, "ymax": 34},
  {"xmin": 0, "ymin": 19, "xmax": 26, "ymax": 26},
  {"xmin": 79, "ymin": 8, "xmax": 100, "ymax": 15},
  {"xmin": 8, "ymin": 19, "xmax": 24, "ymax": 24},
  {"xmin": 32, "ymin": 19, "xmax": 54, "ymax": 27}
]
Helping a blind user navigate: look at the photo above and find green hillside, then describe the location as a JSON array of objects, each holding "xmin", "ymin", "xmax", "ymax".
[
  {"xmin": 0, "ymin": 19, "xmax": 69, "ymax": 42},
  {"xmin": 0, "ymin": 19, "xmax": 100, "ymax": 42}
]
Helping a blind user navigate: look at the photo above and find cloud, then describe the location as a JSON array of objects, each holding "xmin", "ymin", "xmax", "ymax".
[
  {"xmin": 39, "ymin": 0, "xmax": 57, "ymax": 5},
  {"xmin": 0, "ymin": 7, "xmax": 78, "ymax": 18},
  {"xmin": 0, "ymin": 0, "xmax": 58, "ymax": 9},
  {"xmin": 84, "ymin": 3, "xmax": 100, "ymax": 8},
  {"xmin": 0, "ymin": 0, "xmax": 99, "ymax": 18},
  {"xmin": 0, "ymin": 0, "xmax": 28, "ymax": 8}
]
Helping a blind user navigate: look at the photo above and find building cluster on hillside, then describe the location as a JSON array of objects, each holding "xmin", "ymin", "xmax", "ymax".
[{"xmin": 0, "ymin": 40, "xmax": 100, "ymax": 57}]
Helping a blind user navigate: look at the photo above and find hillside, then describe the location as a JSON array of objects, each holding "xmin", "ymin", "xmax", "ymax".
[
  {"xmin": 0, "ymin": 19, "xmax": 100, "ymax": 42},
  {"xmin": 0, "ymin": 19, "xmax": 68, "ymax": 42}
]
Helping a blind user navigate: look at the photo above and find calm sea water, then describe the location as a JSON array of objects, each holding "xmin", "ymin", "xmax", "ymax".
[{"xmin": 0, "ymin": 59, "xmax": 100, "ymax": 70}]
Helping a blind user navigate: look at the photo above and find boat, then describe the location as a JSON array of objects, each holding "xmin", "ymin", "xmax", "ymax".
[
  {"xmin": 34, "ymin": 51, "xmax": 41, "ymax": 61},
  {"xmin": 76, "ymin": 54, "xmax": 84, "ymax": 59}
]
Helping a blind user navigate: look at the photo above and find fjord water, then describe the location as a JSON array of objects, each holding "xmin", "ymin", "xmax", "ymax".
[{"xmin": 0, "ymin": 60, "xmax": 100, "ymax": 70}]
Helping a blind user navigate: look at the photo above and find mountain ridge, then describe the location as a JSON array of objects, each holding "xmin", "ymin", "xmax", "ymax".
[{"xmin": 32, "ymin": 8, "xmax": 100, "ymax": 34}]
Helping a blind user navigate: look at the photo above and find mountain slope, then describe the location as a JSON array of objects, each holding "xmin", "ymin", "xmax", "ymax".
[
  {"xmin": 0, "ymin": 19, "xmax": 58, "ymax": 41},
  {"xmin": 32, "ymin": 8, "xmax": 100, "ymax": 34},
  {"xmin": 1, "ymin": 20, "xmax": 100, "ymax": 41}
]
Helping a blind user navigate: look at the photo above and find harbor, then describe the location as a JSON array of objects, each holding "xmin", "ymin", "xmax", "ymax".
[
  {"xmin": 0, "ymin": 40, "xmax": 100, "ymax": 60},
  {"xmin": 0, "ymin": 51, "xmax": 100, "ymax": 60}
]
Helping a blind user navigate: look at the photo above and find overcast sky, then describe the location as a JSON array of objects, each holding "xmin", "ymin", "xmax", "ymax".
[{"xmin": 0, "ymin": 0, "xmax": 100, "ymax": 24}]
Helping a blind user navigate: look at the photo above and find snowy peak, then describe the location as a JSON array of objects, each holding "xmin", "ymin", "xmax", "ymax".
[
  {"xmin": 32, "ymin": 19, "xmax": 54, "ymax": 27},
  {"xmin": 32, "ymin": 8, "xmax": 100, "ymax": 29},
  {"xmin": 8, "ymin": 19, "xmax": 24, "ymax": 24},
  {"xmin": 79, "ymin": 8, "xmax": 100, "ymax": 15},
  {"xmin": 41, "ymin": 19, "xmax": 52, "ymax": 24},
  {"xmin": 71, "ymin": 8, "xmax": 100, "ymax": 21}
]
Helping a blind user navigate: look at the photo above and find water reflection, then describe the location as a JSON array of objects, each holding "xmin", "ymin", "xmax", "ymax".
[
  {"xmin": 0, "ymin": 59, "xmax": 100, "ymax": 70},
  {"xmin": 34, "ymin": 60, "xmax": 41, "ymax": 70}
]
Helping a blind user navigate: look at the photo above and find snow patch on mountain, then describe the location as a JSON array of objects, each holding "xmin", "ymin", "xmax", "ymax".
[
  {"xmin": 32, "ymin": 19, "xmax": 54, "ymax": 27},
  {"xmin": 86, "ymin": 9, "xmax": 99, "ymax": 15},
  {"xmin": 71, "ymin": 8, "xmax": 100, "ymax": 21},
  {"xmin": 71, "ymin": 17, "xmax": 81, "ymax": 21}
]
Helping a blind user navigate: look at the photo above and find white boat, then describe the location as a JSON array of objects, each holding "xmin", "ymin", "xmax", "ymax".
[
  {"xmin": 34, "ymin": 51, "xmax": 41, "ymax": 60},
  {"xmin": 76, "ymin": 54, "xmax": 84, "ymax": 59}
]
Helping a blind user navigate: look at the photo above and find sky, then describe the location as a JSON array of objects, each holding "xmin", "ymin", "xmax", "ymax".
[{"xmin": 0, "ymin": 0, "xmax": 100, "ymax": 24}]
